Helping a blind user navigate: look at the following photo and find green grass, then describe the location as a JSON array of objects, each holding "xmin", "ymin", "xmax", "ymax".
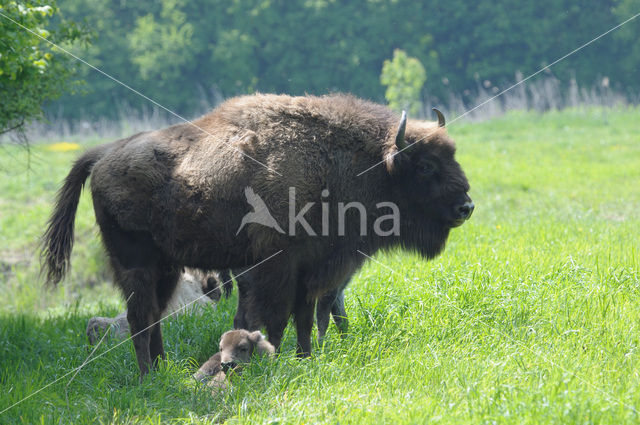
[{"xmin": 0, "ymin": 106, "xmax": 639, "ymax": 424}]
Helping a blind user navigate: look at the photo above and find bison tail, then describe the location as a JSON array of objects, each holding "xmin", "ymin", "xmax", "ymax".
[{"xmin": 40, "ymin": 145, "xmax": 108, "ymax": 286}]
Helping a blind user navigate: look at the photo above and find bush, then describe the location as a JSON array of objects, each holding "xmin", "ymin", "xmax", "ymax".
[
  {"xmin": 380, "ymin": 49, "xmax": 426, "ymax": 116},
  {"xmin": 0, "ymin": 0, "xmax": 87, "ymax": 137}
]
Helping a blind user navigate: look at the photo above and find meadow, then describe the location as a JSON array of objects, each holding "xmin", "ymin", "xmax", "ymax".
[{"xmin": 0, "ymin": 107, "xmax": 639, "ymax": 424}]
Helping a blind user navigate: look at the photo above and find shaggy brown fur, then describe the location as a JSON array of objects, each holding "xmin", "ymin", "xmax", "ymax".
[
  {"xmin": 193, "ymin": 329, "xmax": 275, "ymax": 393},
  {"xmin": 193, "ymin": 352, "xmax": 227, "ymax": 391},
  {"xmin": 41, "ymin": 93, "xmax": 472, "ymax": 377}
]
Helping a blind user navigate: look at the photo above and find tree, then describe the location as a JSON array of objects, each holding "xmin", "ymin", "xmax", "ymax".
[
  {"xmin": 613, "ymin": 0, "xmax": 640, "ymax": 96},
  {"xmin": 42, "ymin": 0, "xmax": 640, "ymax": 121},
  {"xmin": 380, "ymin": 49, "xmax": 426, "ymax": 115},
  {"xmin": 0, "ymin": 0, "xmax": 87, "ymax": 137}
]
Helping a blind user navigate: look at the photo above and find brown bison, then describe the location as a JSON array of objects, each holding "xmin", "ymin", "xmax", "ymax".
[
  {"xmin": 41, "ymin": 94, "xmax": 473, "ymax": 377},
  {"xmin": 193, "ymin": 329, "xmax": 275, "ymax": 394}
]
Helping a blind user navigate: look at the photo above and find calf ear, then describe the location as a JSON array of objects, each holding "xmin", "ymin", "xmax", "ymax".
[
  {"xmin": 248, "ymin": 330, "xmax": 264, "ymax": 343},
  {"xmin": 204, "ymin": 275, "xmax": 222, "ymax": 301},
  {"xmin": 249, "ymin": 331, "xmax": 275, "ymax": 355},
  {"xmin": 256, "ymin": 339, "xmax": 276, "ymax": 356}
]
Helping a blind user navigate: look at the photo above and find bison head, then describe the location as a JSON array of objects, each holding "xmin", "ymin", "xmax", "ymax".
[
  {"xmin": 219, "ymin": 329, "xmax": 275, "ymax": 372},
  {"xmin": 383, "ymin": 110, "xmax": 473, "ymax": 256}
]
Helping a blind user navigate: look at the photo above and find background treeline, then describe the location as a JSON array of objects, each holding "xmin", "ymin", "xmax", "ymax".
[{"xmin": 50, "ymin": 0, "xmax": 640, "ymax": 120}]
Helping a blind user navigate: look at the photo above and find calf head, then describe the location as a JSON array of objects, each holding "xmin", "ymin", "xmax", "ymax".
[{"xmin": 219, "ymin": 329, "xmax": 275, "ymax": 372}]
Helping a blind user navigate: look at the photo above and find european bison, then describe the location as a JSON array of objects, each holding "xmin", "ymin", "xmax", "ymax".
[
  {"xmin": 41, "ymin": 94, "xmax": 473, "ymax": 377},
  {"xmin": 193, "ymin": 329, "xmax": 275, "ymax": 393}
]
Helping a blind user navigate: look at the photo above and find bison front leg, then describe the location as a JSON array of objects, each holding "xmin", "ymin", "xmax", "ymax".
[
  {"xmin": 236, "ymin": 266, "xmax": 291, "ymax": 350},
  {"xmin": 294, "ymin": 286, "xmax": 314, "ymax": 357},
  {"xmin": 233, "ymin": 269, "xmax": 251, "ymax": 330}
]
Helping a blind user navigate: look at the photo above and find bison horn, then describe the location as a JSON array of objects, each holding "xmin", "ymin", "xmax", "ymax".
[
  {"xmin": 432, "ymin": 108, "xmax": 445, "ymax": 127},
  {"xmin": 395, "ymin": 110, "xmax": 408, "ymax": 150}
]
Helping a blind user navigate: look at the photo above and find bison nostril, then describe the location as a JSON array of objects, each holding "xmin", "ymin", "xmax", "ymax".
[{"xmin": 456, "ymin": 201, "xmax": 474, "ymax": 220}]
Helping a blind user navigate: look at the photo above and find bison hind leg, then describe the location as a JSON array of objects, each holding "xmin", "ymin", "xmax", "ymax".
[
  {"xmin": 113, "ymin": 263, "xmax": 180, "ymax": 378},
  {"xmin": 233, "ymin": 269, "xmax": 252, "ymax": 330},
  {"xmin": 96, "ymin": 209, "xmax": 180, "ymax": 378},
  {"xmin": 149, "ymin": 264, "xmax": 181, "ymax": 362},
  {"xmin": 293, "ymin": 285, "xmax": 315, "ymax": 357}
]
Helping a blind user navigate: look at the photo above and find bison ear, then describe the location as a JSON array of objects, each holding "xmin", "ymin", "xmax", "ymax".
[
  {"xmin": 248, "ymin": 330, "xmax": 266, "ymax": 343},
  {"xmin": 249, "ymin": 331, "xmax": 275, "ymax": 356},
  {"xmin": 256, "ymin": 338, "xmax": 275, "ymax": 356},
  {"xmin": 204, "ymin": 275, "xmax": 222, "ymax": 301}
]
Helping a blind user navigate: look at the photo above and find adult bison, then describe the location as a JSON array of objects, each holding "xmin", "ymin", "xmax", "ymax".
[{"xmin": 41, "ymin": 94, "xmax": 473, "ymax": 377}]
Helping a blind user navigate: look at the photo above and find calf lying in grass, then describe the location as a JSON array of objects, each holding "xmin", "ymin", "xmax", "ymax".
[
  {"xmin": 193, "ymin": 329, "xmax": 275, "ymax": 392},
  {"xmin": 86, "ymin": 269, "xmax": 223, "ymax": 345}
]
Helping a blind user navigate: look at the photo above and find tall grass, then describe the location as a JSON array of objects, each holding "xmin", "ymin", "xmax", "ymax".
[
  {"xmin": 0, "ymin": 106, "xmax": 638, "ymax": 423},
  {"xmin": 423, "ymin": 73, "xmax": 630, "ymax": 121}
]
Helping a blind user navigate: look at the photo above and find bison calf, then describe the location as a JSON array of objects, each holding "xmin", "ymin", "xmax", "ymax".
[
  {"xmin": 87, "ymin": 269, "xmax": 223, "ymax": 345},
  {"xmin": 194, "ymin": 329, "xmax": 275, "ymax": 392}
]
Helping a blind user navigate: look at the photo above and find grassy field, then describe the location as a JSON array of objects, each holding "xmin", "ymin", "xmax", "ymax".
[{"xmin": 0, "ymin": 107, "xmax": 639, "ymax": 424}]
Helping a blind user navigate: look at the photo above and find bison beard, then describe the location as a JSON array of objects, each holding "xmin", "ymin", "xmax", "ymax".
[{"xmin": 41, "ymin": 93, "xmax": 472, "ymax": 378}]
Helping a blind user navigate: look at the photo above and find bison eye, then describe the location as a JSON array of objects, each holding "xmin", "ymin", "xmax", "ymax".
[{"xmin": 419, "ymin": 160, "xmax": 438, "ymax": 177}]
